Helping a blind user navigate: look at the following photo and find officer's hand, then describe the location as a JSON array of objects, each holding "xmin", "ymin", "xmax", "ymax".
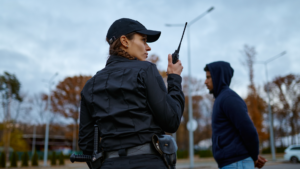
[
  {"xmin": 254, "ymin": 155, "xmax": 267, "ymax": 168},
  {"xmin": 167, "ymin": 54, "xmax": 183, "ymax": 76}
]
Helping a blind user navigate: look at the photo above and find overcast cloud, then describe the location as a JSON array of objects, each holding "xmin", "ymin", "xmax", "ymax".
[{"xmin": 1, "ymin": 0, "xmax": 299, "ymax": 98}]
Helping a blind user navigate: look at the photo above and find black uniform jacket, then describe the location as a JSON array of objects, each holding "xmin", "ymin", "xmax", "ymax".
[{"xmin": 78, "ymin": 55, "xmax": 185, "ymax": 155}]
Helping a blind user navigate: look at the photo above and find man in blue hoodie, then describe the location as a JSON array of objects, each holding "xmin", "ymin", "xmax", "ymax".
[{"xmin": 204, "ymin": 61, "xmax": 267, "ymax": 169}]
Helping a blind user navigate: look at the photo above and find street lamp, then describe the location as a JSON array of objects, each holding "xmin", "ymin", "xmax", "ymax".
[
  {"xmin": 166, "ymin": 7, "xmax": 214, "ymax": 168},
  {"xmin": 43, "ymin": 72, "xmax": 58, "ymax": 166},
  {"xmin": 256, "ymin": 51, "xmax": 286, "ymax": 161}
]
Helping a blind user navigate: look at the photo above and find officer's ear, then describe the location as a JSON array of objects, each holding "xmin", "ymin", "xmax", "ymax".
[{"xmin": 120, "ymin": 35, "xmax": 130, "ymax": 49}]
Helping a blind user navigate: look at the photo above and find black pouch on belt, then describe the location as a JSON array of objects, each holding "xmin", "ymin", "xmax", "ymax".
[{"xmin": 152, "ymin": 134, "xmax": 178, "ymax": 169}]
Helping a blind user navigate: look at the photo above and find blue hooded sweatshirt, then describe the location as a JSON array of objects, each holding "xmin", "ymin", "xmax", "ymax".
[{"xmin": 206, "ymin": 61, "xmax": 259, "ymax": 168}]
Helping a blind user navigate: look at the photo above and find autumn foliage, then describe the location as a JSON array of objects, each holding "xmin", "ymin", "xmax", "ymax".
[
  {"xmin": 51, "ymin": 75, "xmax": 91, "ymax": 150},
  {"xmin": 244, "ymin": 87, "xmax": 269, "ymax": 142},
  {"xmin": 52, "ymin": 75, "xmax": 92, "ymax": 120},
  {"xmin": 1, "ymin": 51, "xmax": 298, "ymax": 160}
]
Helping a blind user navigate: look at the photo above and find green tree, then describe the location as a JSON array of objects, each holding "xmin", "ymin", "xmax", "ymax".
[
  {"xmin": 31, "ymin": 151, "xmax": 38, "ymax": 166},
  {"xmin": 10, "ymin": 151, "xmax": 18, "ymax": 167},
  {"xmin": 0, "ymin": 129, "xmax": 29, "ymax": 152},
  {"xmin": 0, "ymin": 72, "xmax": 22, "ymax": 160},
  {"xmin": 21, "ymin": 152, "xmax": 29, "ymax": 167},
  {"xmin": 0, "ymin": 72, "xmax": 22, "ymax": 101},
  {"xmin": 50, "ymin": 152, "xmax": 56, "ymax": 166}
]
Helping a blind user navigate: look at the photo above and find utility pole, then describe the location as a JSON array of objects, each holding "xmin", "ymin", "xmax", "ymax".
[
  {"xmin": 257, "ymin": 51, "xmax": 286, "ymax": 161},
  {"xmin": 166, "ymin": 7, "xmax": 214, "ymax": 168},
  {"xmin": 43, "ymin": 73, "xmax": 58, "ymax": 166}
]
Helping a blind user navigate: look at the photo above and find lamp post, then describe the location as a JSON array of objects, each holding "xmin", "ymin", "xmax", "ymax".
[
  {"xmin": 43, "ymin": 73, "xmax": 58, "ymax": 166},
  {"xmin": 166, "ymin": 7, "xmax": 214, "ymax": 168},
  {"xmin": 256, "ymin": 51, "xmax": 286, "ymax": 161}
]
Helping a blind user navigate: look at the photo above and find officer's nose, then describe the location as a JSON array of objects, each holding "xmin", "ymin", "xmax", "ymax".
[{"xmin": 146, "ymin": 43, "xmax": 151, "ymax": 51}]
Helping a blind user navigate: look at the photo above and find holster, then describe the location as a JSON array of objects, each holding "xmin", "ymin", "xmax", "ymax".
[
  {"xmin": 86, "ymin": 151, "xmax": 104, "ymax": 169},
  {"xmin": 152, "ymin": 134, "xmax": 178, "ymax": 169},
  {"xmin": 87, "ymin": 123, "xmax": 104, "ymax": 169},
  {"xmin": 87, "ymin": 158, "xmax": 102, "ymax": 169}
]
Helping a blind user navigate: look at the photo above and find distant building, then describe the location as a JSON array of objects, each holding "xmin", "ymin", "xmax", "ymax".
[{"xmin": 22, "ymin": 134, "xmax": 72, "ymax": 152}]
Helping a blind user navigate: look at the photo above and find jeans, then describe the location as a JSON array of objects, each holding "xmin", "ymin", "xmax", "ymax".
[{"xmin": 220, "ymin": 157, "xmax": 254, "ymax": 169}]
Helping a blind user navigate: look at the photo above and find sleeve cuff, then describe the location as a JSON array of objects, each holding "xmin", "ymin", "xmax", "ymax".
[
  {"xmin": 167, "ymin": 74, "xmax": 182, "ymax": 86},
  {"xmin": 251, "ymin": 154, "xmax": 258, "ymax": 161}
]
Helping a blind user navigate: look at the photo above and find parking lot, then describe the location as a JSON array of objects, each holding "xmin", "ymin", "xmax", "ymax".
[{"xmin": 4, "ymin": 154, "xmax": 300, "ymax": 169}]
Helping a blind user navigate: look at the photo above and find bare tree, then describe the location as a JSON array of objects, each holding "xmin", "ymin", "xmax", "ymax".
[
  {"xmin": 176, "ymin": 76, "xmax": 214, "ymax": 150},
  {"xmin": 29, "ymin": 93, "xmax": 48, "ymax": 124},
  {"xmin": 148, "ymin": 54, "xmax": 214, "ymax": 149},
  {"xmin": 241, "ymin": 45, "xmax": 269, "ymax": 143},
  {"xmin": 267, "ymin": 74, "xmax": 300, "ymax": 144}
]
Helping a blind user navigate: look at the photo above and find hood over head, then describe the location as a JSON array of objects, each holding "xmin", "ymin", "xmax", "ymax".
[{"xmin": 205, "ymin": 61, "xmax": 234, "ymax": 98}]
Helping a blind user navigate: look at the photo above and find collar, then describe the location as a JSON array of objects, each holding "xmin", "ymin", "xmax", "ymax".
[
  {"xmin": 214, "ymin": 86, "xmax": 229, "ymax": 98},
  {"xmin": 106, "ymin": 55, "xmax": 137, "ymax": 66}
]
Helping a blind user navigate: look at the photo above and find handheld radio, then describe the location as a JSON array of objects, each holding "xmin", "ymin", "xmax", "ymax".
[{"xmin": 172, "ymin": 22, "xmax": 188, "ymax": 64}]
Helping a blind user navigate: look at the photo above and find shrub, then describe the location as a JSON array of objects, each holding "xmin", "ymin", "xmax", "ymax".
[
  {"xmin": 198, "ymin": 149, "xmax": 213, "ymax": 158},
  {"xmin": 0, "ymin": 152, "xmax": 6, "ymax": 168},
  {"xmin": 177, "ymin": 150, "xmax": 188, "ymax": 159},
  {"xmin": 50, "ymin": 152, "xmax": 56, "ymax": 166},
  {"xmin": 48, "ymin": 154, "xmax": 51, "ymax": 161},
  {"xmin": 276, "ymin": 147, "xmax": 287, "ymax": 153},
  {"xmin": 58, "ymin": 152, "xmax": 65, "ymax": 165},
  {"xmin": 39, "ymin": 153, "xmax": 43, "ymax": 160},
  {"xmin": 10, "ymin": 151, "xmax": 18, "ymax": 167},
  {"xmin": 262, "ymin": 147, "xmax": 287, "ymax": 154},
  {"xmin": 31, "ymin": 151, "xmax": 39, "ymax": 166},
  {"xmin": 262, "ymin": 147, "xmax": 271, "ymax": 154},
  {"xmin": 21, "ymin": 152, "xmax": 29, "ymax": 167},
  {"xmin": 64, "ymin": 153, "xmax": 71, "ymax": 159}
]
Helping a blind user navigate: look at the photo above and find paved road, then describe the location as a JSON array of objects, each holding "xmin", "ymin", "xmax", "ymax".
[
  {"xmin": 177, "ymin": 162, "xmax": 300, "ymax": 169},
  {"xmin": 263, "ymin": 163, "xmax": 300, "ymax": 169},
  {"xmin": 6, "ymin": 158, "xmax": 300, "ymax": 169}
]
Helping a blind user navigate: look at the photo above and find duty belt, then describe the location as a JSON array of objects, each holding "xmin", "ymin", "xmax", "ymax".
[{"xmin": 105, "ymin": 143, "xmax": 160, "ymax": 158}]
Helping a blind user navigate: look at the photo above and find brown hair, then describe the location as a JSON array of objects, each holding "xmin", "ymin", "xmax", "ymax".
[{"xmin": 106, "ymin": 32, "xmax": 136, "ymax": 60}]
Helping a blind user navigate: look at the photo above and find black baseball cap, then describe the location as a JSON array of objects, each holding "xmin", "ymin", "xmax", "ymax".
[{"xmin": 106, "ymin": 18, "xmax": 161, "ymax": 45}]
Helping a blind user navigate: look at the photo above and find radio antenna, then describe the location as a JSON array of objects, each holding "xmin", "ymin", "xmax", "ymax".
[
  {"xmin": 171, "ymin": 22, "xmax": 188, "ymax": 64},
  {"xmin": 177, "ymin": 22, "xmax": 187, "ymax": 52}
]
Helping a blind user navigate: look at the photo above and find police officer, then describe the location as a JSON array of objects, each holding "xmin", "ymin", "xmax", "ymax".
[{"xmin": 78, "ymin": 18, "xmax": 185, "ymax": 169}]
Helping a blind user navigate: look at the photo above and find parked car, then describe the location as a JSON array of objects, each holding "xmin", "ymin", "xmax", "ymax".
[{"xmin": 284, "ymin": 145, "xmax": 300, "ymax": 163}]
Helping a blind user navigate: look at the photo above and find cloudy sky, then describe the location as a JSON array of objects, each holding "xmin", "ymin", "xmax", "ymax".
[{"xmin": 1, "ymin": 0, "xmax": 299, "ymax": 98}]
